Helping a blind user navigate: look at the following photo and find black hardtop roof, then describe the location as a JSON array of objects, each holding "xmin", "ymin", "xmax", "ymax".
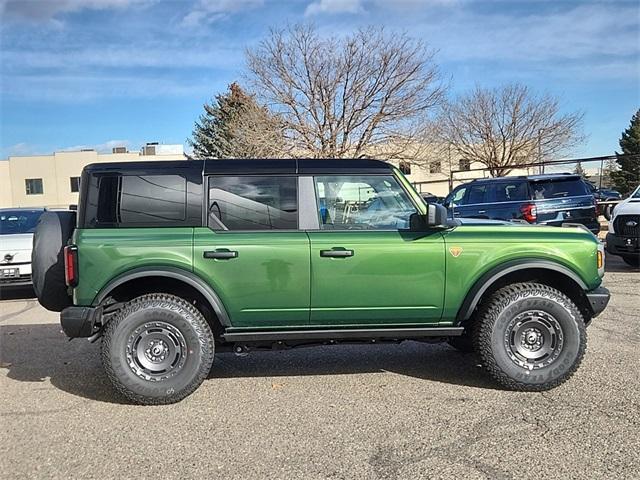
[
  {"xmin": 470, "ymin": 172, "xmax": 581, "ymax": 183},
  {"xmin": 83, "ymin": 158, "xmax": 394, "ymax": 175}
]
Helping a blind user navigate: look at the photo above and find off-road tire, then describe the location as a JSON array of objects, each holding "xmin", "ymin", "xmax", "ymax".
[
  {"xmin": 621, "ymin": 255, "xmax": 640, "ymax": 268},
  {"xmin": 101, "ymin": 294, "xmax": 214, "ymax": 405},
  {"xmin": 473, "ymin": 283, "xmax": 586, "ymax": 391}
]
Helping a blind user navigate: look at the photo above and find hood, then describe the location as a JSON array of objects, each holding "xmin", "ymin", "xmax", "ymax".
[
  {"xmin": 613, "ymin": 198, "xmax": 640, "ymax": 216},
  {"xmin": 0, "ymin": 233, "xmax": 34, "ymax": 265}
]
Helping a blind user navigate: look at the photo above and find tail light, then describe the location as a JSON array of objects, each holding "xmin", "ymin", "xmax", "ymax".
[
  {"xmin": 520, "ymin": 203, "xmax": 537, "ymax": 223},
  {"xmin": 64, "ymin": 245, "xmax": 78, "ymax": 287}
]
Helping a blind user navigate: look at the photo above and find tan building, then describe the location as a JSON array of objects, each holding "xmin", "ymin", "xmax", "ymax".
[{"xmin": 1, "ymin": 144, "xmax": 186, "ymax": 209}]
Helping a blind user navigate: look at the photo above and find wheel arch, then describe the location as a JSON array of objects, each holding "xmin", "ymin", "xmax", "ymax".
[
  {"xmin": 92, "ymin": 266, "xmax": 231, "ymax": 328},
  {"xmin": 455, "ymin": 260, "xmax": 591, "ymax": 325}
]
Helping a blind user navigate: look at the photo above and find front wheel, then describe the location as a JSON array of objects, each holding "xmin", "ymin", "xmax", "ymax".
[
  {"xmin": 473, "ymin": 283, "xmax": 586, "ymax": 391},
  {"xmin": 101, "ymin": 293, "xmax": 215, "ymax": 405}
]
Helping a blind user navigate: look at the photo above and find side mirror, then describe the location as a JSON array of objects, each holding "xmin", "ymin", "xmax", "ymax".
[{"xmin": 410, "ymin": 204, "xmax": 448, "ymax": 230}]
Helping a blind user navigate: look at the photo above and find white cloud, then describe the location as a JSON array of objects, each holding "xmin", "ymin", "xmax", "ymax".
[
  {"xmin": 0, "ymin": 0, "xmax": 151, "ymax": 21},
  {"xmin": 181, "ymin": 0, "xmax": 264, "ymax": 26},
  {"xmin": 60, "ymin": 139, "xmax": 132, "ymax": 153},
  {"xmin": 305, "ymin": 0, "xmax": 364, "ymax": 16}
]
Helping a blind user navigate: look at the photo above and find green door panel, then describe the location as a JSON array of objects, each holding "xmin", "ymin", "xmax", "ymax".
[
  {"xmin": 73, "ymin": 228, "xmax": 195, "ymax": 306},
  {"xmin": 193, "ymin": 228, "xmax": 311, "ymax": 327},
  {"xmin": 308, "ymin": 231, "xmax": 445, "ymax": 325}
]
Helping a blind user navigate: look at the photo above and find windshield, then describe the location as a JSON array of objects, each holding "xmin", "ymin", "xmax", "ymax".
[
  {"xmin": 0, "ymin": 210, "xmax": 43, "ymax": 235},
  {"xmin": 531, "ymin": 179, "xmax": 589, "ymax": 199}
]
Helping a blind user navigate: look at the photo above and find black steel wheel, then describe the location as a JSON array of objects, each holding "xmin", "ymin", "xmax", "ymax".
[
  {"xmin": 101, "ymin": 293, "xmax": 214, "ymax": 405},
  {"xmin": 473, "ymin": 283, "xmax": 586, "ymax": 391}
]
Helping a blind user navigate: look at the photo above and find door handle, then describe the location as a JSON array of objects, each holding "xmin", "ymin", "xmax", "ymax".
[
  {"xmin": 204, "ymin": 249, "xmax": 238, "ymax": 260},
  {"xmin": 477, "ymin": 210, "xmax": 486, "ymax": 214},
  {"xmin": 320, "ymin": 248, "xmax": 354, "ymax": 258}
]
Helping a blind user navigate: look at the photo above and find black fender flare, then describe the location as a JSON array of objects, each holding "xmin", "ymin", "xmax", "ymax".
[
  {"xmin": 455, "ymin": 259, "xmax": 588, "ymax": 324},
  {"xmin": 92, "ymin": 266, "xmax": 231, "ymax": 326}
]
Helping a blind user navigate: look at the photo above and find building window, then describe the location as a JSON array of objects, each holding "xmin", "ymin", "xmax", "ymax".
[
  {"xmin": 70, "ymin": 176, "xmax": 81, "ymax": 193},
  {"xmin": 398, "ymin": 161, "xmax": 411, "ymax": 175},
  {"xmin": 25, "ymin": 178, "xmax": 43, "ymax": 195},
  {"xmin": 459, "ymin": 158, "xmax": 471, "ymax": 171},
  {"xmin": 429, "ymin": 161, "xmax": 441, "ymax": 174}
]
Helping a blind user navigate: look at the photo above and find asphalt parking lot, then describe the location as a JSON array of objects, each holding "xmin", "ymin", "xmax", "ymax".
[{"xmin": 1, "ymin": 257, "xmax": 639, "ymax": 480}]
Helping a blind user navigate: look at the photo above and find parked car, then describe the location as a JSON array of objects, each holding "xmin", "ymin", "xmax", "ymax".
[
  {"xmin": 443, "ymin": 173, "xmax": 600, "ymax": 234},
  {"xmin": 606, "ymin": 185, "xmax": 640, "ymax": 267},
  {"xmin": 420, "ymin": 192, "xmax": 444, "ymax": 204},
  {"xmin": 31, "ymin": 159, "xmax": 609, "ymax": 404},
  {"xmin": 586, "ymin": 182, "xmax": 621, "ymax": 220},
  {"xmin": 0, "ymin": 208, "xmax": 45, "ymax": 286}
]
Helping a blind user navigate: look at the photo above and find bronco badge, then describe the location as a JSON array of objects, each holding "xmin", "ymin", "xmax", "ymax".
[{"xmin": 449, "ymin": 246, "xmax": 463, "ymax": 258}]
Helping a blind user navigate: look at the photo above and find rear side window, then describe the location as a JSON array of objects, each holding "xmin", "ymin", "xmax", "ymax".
[
  {"xmin": 531, "ymin": 179, "xmax": 589, "ymax": 199},
  {"xmin": 488, "ymin": 182, "xmax": 529, "ymax": 202},
  {"xmin": 208, "ymin": 176, "xmax": 298, "ymax": 231},
  {"xmin": 91, "ymin": 174, "xmax": 187, "ymax": 226}
]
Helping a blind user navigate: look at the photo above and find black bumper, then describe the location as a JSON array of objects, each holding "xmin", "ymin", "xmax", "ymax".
[
  {"xmin": 60, "ymin": 306, "xmax": 101, "ymax": 338},
  {"xmin": 586, "ymin": 287, "xmax": 610, "ymax": 318},
  {"xmin": 606, "ymin": 233, "xmax": 639, "ymax": 256}
]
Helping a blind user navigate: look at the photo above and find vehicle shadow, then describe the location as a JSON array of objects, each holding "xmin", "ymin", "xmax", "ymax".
[
  {"xmin": 605, "ymin": 255, "xmax": 640, "ymax": 273},
  {"xmin": 0, "ymin": 323, "xmax": 497, "ymax": 405},
  {"xmin": 0, "ymin": 285, "xmax": 36, "ymax": 301}
]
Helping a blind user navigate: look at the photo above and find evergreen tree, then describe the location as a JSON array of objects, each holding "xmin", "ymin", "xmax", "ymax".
[
  {"xmin": 189, "ymin": 83, "xmax": 284, "ymax": 159},
  {"xmin": 573, "ymin": 161, "xmax": 587, "ymax": 179},
  {"xmin": 610, "ymin": 109, "xmax": 640, "ymax": 195}
]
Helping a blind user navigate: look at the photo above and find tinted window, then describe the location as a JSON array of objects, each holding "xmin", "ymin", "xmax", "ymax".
[
  {"xmin": 0, "ymin": 210, "xmax": 42, "ymax": 235},
  {"xmin": 467, "ymin": 184, "xmax": 487, "ymax": 204},
  {"xmin": 314, "ymin": 175, "xmax": 416, "ymax": 230},
  {"xmin": 94, "ymin": 175, "xmax": 186, "ymax": 225},
  {"xmin": 488, "ymin": 182, "xmax": 529, "ymax": 202},
  {"xmin": 531, "ymin": 179, "xmax": 589, "ymax": 199},
  {"xmin": 208, "ymin": 176, "xmax": 297, "ymax": 231}
]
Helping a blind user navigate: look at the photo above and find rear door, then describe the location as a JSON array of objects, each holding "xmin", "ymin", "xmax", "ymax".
[
  {"xmin": 307, "ymin": 174, "xmax": 445, "ymax": 326},
  {"xmin": 193, "ymin": 175, "xmax": 310, "ymax": 328},
  {"xmin": 530, "ymin": 177, "xmax": 598, "ymax": 231}
]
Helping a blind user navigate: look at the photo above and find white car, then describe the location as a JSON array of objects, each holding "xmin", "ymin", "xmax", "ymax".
[
  {"xmin": 606, "ymin": 185, "xmax": 640, "ymax": 267},
  {"xmin": 0, "ymin": 208, "xmax": 45, "ymax": 286}
]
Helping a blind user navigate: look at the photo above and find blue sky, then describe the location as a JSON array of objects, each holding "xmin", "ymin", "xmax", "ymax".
[{"xmin": 1, "ymin": 0, "xmax": 638, "ymax": 159}]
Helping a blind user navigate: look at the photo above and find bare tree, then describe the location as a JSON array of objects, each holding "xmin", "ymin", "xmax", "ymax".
[
  {"xmin": 245, "ymin": 24, "xmax": 445, "ymax": 159},
  {"xmin": 438, "ymin": 84, "xmax": 584, "ymax": 177}
]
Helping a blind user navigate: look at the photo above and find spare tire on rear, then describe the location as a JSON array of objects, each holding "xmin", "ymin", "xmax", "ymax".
[{"xmin": 32, "ymin": 211, "xmax": 76, "ymax": 312}]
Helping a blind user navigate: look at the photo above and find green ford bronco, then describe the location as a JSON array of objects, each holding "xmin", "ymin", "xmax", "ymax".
[{"xmin": 32, "ymin": 159, "xmax": 610, "ymax": 404}]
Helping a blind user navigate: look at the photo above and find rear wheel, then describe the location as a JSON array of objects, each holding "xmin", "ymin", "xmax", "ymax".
[
  {"xmin": 473, "ymin": 283, "xmax": 586, "ymax": 391},
  {"xmin": 101, "ymin": 293, "xmax": 214, "ymax": 405}
]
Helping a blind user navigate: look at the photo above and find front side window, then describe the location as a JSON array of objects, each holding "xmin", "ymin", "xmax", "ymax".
[
  {"xmin": 466, "ymin": 184, "xmax": 487, "ymax": 204},
  {"xmin": 25, "ymin": 178, "xmax": 43, "ymax": 195},
  {"xmin": 208, "ymin": 176, "xmax": 298, "ymax": 231},
  {"xmin": 314, "ymin": 175, "xmax": 416, "ymax": 230},
  {"xmin": 449, "ymin": 186, "xmax": 467, "ymax": 207}
]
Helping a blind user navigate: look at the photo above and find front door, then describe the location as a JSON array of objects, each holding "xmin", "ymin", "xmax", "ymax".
[
  {"xmin": 193, "ymin": 175, "xmax": 310, "ymax": 328},
  {"xmin": 308, "ymin": 174, "xmax": 445, "ymax": 326}
]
